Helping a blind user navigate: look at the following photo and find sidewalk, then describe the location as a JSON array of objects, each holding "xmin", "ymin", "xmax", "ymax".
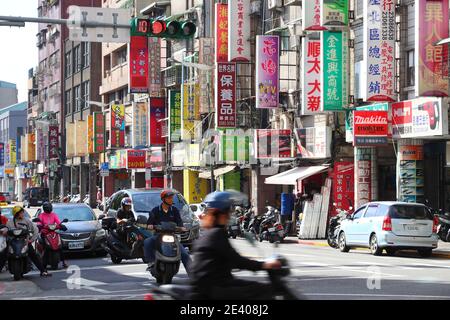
[{"xmin": 296, "ymin": 238, "xmax": 450, "ymax": 259}]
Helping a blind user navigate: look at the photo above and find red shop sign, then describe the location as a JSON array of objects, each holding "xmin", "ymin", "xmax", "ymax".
[{"xmin": 216, "ymin": 62, "xmax": 236, "ymax": 128}]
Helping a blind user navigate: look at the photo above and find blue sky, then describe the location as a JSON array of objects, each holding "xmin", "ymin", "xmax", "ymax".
[{"xmin": 0, "ymin": 0, "xmax": 38, "ymax": 102}]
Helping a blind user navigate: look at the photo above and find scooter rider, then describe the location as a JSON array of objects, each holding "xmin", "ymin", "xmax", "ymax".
[
  {"xmin": 143, "ymin": 190, "xmax": 192, "ymax": 273},
  {"xmin": 6, "ymin": 206, "xmax": 51, "ymax": 277},
  {"xmin": 38, "ymin": 202, "xmax": 68, "ymax": 269},
  {"xmin": 189, "ymin": 191, "xmax": 281, "ymax": 300},
  {"xmin": 0, "ymin": 209, "xmax": 8, "ymax": 272},
  {"xmin": 116, "ymin": 197, "xmax": 135, "ymax": 245}
]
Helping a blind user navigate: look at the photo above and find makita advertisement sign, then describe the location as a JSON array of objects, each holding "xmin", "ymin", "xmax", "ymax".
[{"xmin": 353, "ymin": 110, "xmax": 389, "ymax": 146}]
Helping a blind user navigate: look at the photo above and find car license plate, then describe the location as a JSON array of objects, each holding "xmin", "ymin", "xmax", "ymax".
[
  {"xmin": 268, "ymin": 227, "xmax": 276, "ymax": 232},
  {"xmin": 68, "ymin": 242, "xmax": 84, "ymax": 250},
  {"xmin": 278, "ymin": 231, "xmax": 285, "ymax": 237},
  {"xmin": 231, "ymin": 226, "xmax": 239, "ymax": 230},
  {"xmin": 405, "ymin": 225, "xmax": 419, "ymax": 231}
]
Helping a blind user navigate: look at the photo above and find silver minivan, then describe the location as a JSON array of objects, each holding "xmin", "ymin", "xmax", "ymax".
[{"xmin": 338, "ymin": 201, "xmax": 439, "ymax": 257}]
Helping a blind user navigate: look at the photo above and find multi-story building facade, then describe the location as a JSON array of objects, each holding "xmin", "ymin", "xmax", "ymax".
[{"xmin": 0, "ymin": 81, "xmax": 18, "ymax": 110}]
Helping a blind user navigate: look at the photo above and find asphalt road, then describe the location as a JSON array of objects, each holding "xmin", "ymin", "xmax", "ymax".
[{"xmin": 2, "ymin": 234, "xmax": 450, "ymax": 300}]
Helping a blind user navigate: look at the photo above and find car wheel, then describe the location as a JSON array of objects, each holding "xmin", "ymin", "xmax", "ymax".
[
  {"xmin": 370, "ymin": 234, "xmax": 383, "ymax": 256},
  {"xmin": 385, "ymin": 248, "xmax": 397, "ymax": 256},
  {"xmin": 418, "ymin": 248, "xmax": 433, "ymax": 258},
  {"xmin": 338, "ymin": 232, "xmax": 350, "ymax": 252},
  {"xmin": 111, "ymin": 255, "xmax": 122, "ymax": 264}
]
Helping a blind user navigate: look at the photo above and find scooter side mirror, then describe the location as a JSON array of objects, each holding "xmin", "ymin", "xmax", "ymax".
[
  {"xmin": 98, "ymin": 214, "xmax": 106, "ymax": 220},
  {"xmin": 32, "ymin": 218, "xmax": 40, "ymax": 223},
  {"xmin": 62, "ymin": 219, "xmax": 69, "ymax": 223}
]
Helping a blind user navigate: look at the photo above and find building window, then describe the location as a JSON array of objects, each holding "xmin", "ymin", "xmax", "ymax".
[
  {"xmin": 73, "ymin": 45, "xmax": 81, "ymax": 73},
  {"xmin": 74, "ymin": 85, "xmax": 81, "ymax": 112},
  {"xmin": 65, "ymin": 89, "xmax": 72, "ymax": 115},
  {"xmin": 82, "ymin": 42, "xmax": 90, "ymax": 68},
  {"xmin": 82, "ymin": 81, "xmax": 90, "ymax": 108},
  {"xmin": 407, "ymin": 50, "xmax": 415, "ymax": 87},
  {"xmin": 65, "ymin": 52, "xmax": 72, "ymax": 78}
]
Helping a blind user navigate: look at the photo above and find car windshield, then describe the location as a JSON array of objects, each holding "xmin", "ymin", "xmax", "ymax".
[
  {"xmin": 389, "ymin": 205, "xmax": 432, "ymax": 220},
  {"xmin": 132, "ymin": 192, "xmax": 193, "ymax": 222},
  {"xmin": 31, "ymin": 188, "xmax": 49, "ymax": 198},
  {"xmin": 53, "ymin": 206, "xmax": 96, "ymax": 222},
  {"xmin": 1, "ymin": 208, "xmax": 30, "ymax": 220}
]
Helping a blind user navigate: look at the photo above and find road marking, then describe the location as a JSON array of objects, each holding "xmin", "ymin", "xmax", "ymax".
[{"xmin": 304, "ymin": 293, "xmax": 450, "ymax": 299}]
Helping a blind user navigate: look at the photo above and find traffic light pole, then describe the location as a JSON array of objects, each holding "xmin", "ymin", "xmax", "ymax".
[{"xmin": 0, "ymin": 15, "xmax": 131, "ymax": 29}]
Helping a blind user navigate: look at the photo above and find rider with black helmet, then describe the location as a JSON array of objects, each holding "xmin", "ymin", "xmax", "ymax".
[
  {"xmin": 116, "ymin": 197, "xmax": 135, "ymax": 245},
  {"xmin": 189, "ymin": 191, "xmax": 282, "ymax": 300}
]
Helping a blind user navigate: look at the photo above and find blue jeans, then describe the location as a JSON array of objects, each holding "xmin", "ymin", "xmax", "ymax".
[{"xmin": 144, "ymin": 235, "xmax": 191, "ymax": 271}]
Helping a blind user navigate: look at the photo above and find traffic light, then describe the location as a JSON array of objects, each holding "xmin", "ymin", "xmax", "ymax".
[{"xmin": 130, "ymin": 18, "xmax": 196, "ymax": 39}]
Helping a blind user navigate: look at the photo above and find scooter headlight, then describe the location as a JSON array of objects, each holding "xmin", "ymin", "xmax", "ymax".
[
  {"xmin": 12, "ymin": 229, "xmax": 22, "ymax": 236},
  {"xmin": 96, "ymin": 229, "xmax": 106, "ymax": 238},
  {"xmin": 48, "ymin": 224, "xmax": 57, "ymax": 231},
  {"xmin": 21, "ymin": 245, "xmax": 28, "ymax": 254},
  {"xmin": 162, "ymin": 235, "xmax": 175, "ymax": 243}
]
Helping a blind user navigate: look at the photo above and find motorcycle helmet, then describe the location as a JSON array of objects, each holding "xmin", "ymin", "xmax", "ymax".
[
  {"xmin": 160, "ymin": 189, "xmax": 175, "ymax": 200},
  {"xmin": 42, "ymin": 202, "xmax": 53, "ymax": 213},
  {"xmin": 12, "ymin": 205, "xmax": 24, "ymax": 217},
  {"xmin": 121, "ymin": 197, "xmax": 132, "ymax": 208}
]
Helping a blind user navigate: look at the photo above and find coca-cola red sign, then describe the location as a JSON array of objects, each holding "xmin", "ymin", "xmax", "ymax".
[{"xmin": 353, "ymin": 110, "xmax": 388, "ymax": 146}]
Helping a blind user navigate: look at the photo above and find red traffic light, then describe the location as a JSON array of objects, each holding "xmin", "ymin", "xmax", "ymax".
[{"xmin": 152, "ymin": 20, "xmax": 166, "ymax": 35}]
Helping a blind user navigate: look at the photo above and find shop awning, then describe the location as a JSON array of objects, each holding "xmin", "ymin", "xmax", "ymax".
[
  {"xmin": 264, "ymin": 165, "xmax": 328, "ymax": 185},
  {"xmin": 198, "ymin": 165, "xmax": 237, "ymax": 179}
]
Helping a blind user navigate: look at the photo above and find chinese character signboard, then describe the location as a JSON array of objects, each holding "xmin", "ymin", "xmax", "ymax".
[
  {"xmin": 199, "ymin": 38, "xmax": 215, "ymax": 113},
  {"xmin": 169, "ymin": 90, "xmax": 182, "ymax": 142},
  {"xmin": 5, "ymin": 142, "xmax": 10, "ymax": 165},
  {"xmin": 148, "ymin": 37, "xmax": 161, "ymax": 95},
  {"xmin": 220, "ymin": 133, "xmax": 250, "ymax": 163},
  {"xmin": 364, "ymin": 0, "xmax": 396, "ymax": 102},
  {"xmin": 149, "ymin": 97, "xmax": 166, "ymax": 146},
  {"xmin": 215, "ymin": 3, "xmax": 228, "ymax": 62},
  {"xmin": 295, "ymin": 127, "xmax": 332, "ymax": 159},
  {"xmin": 256, "ymin": 129, "xmax": 292, "ymax": 159},
  {"xmin": 132, "ymin": 102, "xmax": 149, "ymax": 148},
  {"xmin": 303, "ymin": 0, "xmax": 326, "ymax": 31},
  {"xmin": 48, "ymin": 126, "xmax": 59, "ymax": 159},
  {"xmin": 256, "ymin": 35, "xmax": 279, "ymax": 109},
  {"xmin": 36, "ymin": 129, "xmax": 45, "ymax": 161},
  {"xmin": 228, "ymin": 0, "xmax": 250, "ymax": 61},
  {"xmin": 355, "ymin": 149, "xmax": 373, "ymax": 208},
  {"xmin": 216, "ymin": 62, "xmax": 237, "ymax": 128},
  {"xmin": 415, "ymin": 0, "xmax": 449, "ymax": 97},
  {"xmin": 182, "ymin": 84, "xmax": 198, "ymax": 140},
  {"xmin": 93, "ymin": 112, "xmax": 105, "ymax": 153},
  {"xmin": 353, "ymin": 110, "xmax": 389, "ymax": 146},
  {"xmin": 322, "ymin": 0, "xmax": 349, "ymax": 27},
  {"xmin": 391, "ymin": 97, "xmax": 448, "ymax": 138},
  {"xmin": 129, "ymin": 36, "xmax": 149, "ymax": 93},
  {"xmin": 333, "ymin": 161, "xmax": 354, "ymax": 215},
  {"xmin": 110, "ymin": 104, "xmax": 125, "ymax": 148},
  {"xmin": 322, "ymin": 31, "xmax": 348, "ymax": 110},
  {"xmin": 0, "ymin": 143, "xmax": 4, "ymax": 166},
  {"xmin": 87, "ymin": 115, "xmax": 94, "ymax": 154},
  {"xmin": 302, "ymin": 35, "xmax": 323, "ymax": 114},
  {"xmin": 127, "ymin": 150, "xmax": 146, "ymax": 169},
  {"xmin": 9, "ymin": 140, "xmax": 16, "ymax": 165}
]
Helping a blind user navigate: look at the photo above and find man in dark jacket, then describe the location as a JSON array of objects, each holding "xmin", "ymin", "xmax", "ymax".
[{"xmin": 190, "ymin": 191, "xmax": 282, "ymax": 300}]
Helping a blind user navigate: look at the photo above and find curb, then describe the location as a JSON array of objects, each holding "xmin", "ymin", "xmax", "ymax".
[{"xmin": 297, "ymin": 240, "xmax": 450, "ymax": 259}]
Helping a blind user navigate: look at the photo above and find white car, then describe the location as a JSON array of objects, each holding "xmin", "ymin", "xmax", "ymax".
[{"xmin": 338, "ymin": 201, "xmax": 439, "ymax": 257}]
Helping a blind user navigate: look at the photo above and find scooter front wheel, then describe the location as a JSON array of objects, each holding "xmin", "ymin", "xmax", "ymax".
[{"xmin": 111, "ymin": 255, "xmax": 122, "ymax": 264}]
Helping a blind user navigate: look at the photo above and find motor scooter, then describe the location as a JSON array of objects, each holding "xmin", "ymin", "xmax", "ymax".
[
  {"xmin": 34, "ymin": 217, "xmax": 68, "ymax": 270},
  {"xmin": 436, "ymin": 209, "xmax": 450, "ymax": 242},
  {"xmin": 6, "ymin": 223, "xmax": 33, "ymax": 281},
  {"xmin": 227, "ymin": 212, "xmax": 241, "ymax": 239},
  {"xmin": 327, "ymin": 203, "xmax": 352, "ymax": 249}
]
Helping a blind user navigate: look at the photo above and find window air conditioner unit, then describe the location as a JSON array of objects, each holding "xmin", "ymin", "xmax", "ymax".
[
  {"xmin": 268, "ymin": 0, "xmax": 282, "ymax": 10},
  {"xmin": 251, "ymin": 0, "xmax": 261, "ymax": 15}
]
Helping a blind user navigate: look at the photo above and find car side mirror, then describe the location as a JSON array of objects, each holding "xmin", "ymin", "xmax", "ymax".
[
  {"xmin": 190, "ymin": 205, "xmax": 197, "ymax": 212},
  {"xmin": 98, "ymin": 214, "xmax": 106, "ymax": 220},
  {"xmin": 347, "ymin": 214, "xmax": 353, "ymax": 220},
  {"xmin": 137, "ymin": 215, "xmax": 147, "ymax": 224}
]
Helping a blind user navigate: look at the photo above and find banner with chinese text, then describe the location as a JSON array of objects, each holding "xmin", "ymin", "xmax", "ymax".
[
  {"xmin": 129, "ymin": 36, "xmax": 149, "ymax": 93},
  {"xmin": 93, "ymin": 112, "xmax": 105, "ymax": 153},
  {"xmin": 87, "ymin": 115, "xmax": 94, "ymax": 154},
  {"xmin": 256, "ymin": 129, "xmax": 292, "ymax": 159},
  {"xmin": 169, "ymin": 90, "xmax": 182, "ymax": 142},
  {"xmin": 110, "ymin": 104, "xmax": 125, "ymax": 148},
  {"xmin": 302, "ymin": 35, "xmax": 322, "ymax": 114},
  {"xmin": 216, "ymin": 62, "xmax": 237, "ymax": 128},
  {"xmin": 322, "ymin": 31, "xmax": 348, "ymax": 110},
  {"xmin": 149, "ymin": 97, "xmax": 166, "ymax": 146},
  {"xmin": 333, "ymin": 161, "xmax": 354, "ymax": 215},
  {"xmin": 148, "ymin": 37, "xmax": 161, "ymax": 95},
  {"xmin": 364, "ymin": 0, "xmax": 396, "ymax": 102},
  {"xmin": 182, "ymin": 84, "xmax": 198, "ymax": 140},
  {"xmin": 127, "ymin": 149, "xmax": 146, "ymax": 169},
  {"xmin": 415, "ymin": 0, "xmax": 449, "ymax": 97},
  {"xmin": 256, "ymin": 35, "xmax": 279, "ymax": 109},
  {"xmin": 132, "ymin": 102, "xmax": 149, "ymax": 148},
  {"xmin": 48, "ymin": 126, "xmax": 59, "ymax": 159},
  {"xmin": 228, "ymin": 0, "xmax": 250, "ymax": 61},
  {"xmin": 199, "ymin": 38, "xmax": 215, "ymax": 113},
  {"xmin": 322, "ymin": 0, "xmax": 349, "ymax": 27},
  {"xmin": 303, "ymin": 0, "xmax": 326, "ymax": 31},
  {"xmin": 215, "ymin": 3, "xmax": 228, "ymax": 62}
]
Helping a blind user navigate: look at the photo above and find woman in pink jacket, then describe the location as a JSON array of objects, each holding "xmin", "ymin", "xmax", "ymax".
[{"xmin": 38, "ymin": 202, "xmax": 68, "ymax": 269}]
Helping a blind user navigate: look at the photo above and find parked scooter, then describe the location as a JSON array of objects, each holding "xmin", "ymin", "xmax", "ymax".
[
  {"xmin": 70, "ymin": 194, "xmax": 81, "ymax": 203},
  {"xmin": 0, "ymin": 224, "xmax": 7, "ymax": 270},
  {"xmin": 259, "ymin": 209, "xmax": 285, "ymax": 243},
  {"xmin": 101, "ymin": 215, "xmax": 152, "ymax": 264},
  {"xmin": 6, "ymin": 223, "xmax": 33, "ymax": 281},
  {"xmin": 147, "ymin": 233, "xmax": 299, "ymax": 300},
  {"xmin": 240, "ymin": 207, "xmax": 254, "ymax": 233},
  {"xmin": 227, "ymin": 212, "xmax": 241, "ymax": 239},
  {"xmin": 34, "ymin": 217, "xmax": 68, "ymax": 270},
  {"xmin": 327, "ymin": 203, "xmax": 352, "ymax": 249},
  {"xmin": 436, "ymin": 209, "xmax": 450, "ymax": 242},
  {"xmin": 147, "ymin": 221, "xmax": 183, "ymax": 285}
]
